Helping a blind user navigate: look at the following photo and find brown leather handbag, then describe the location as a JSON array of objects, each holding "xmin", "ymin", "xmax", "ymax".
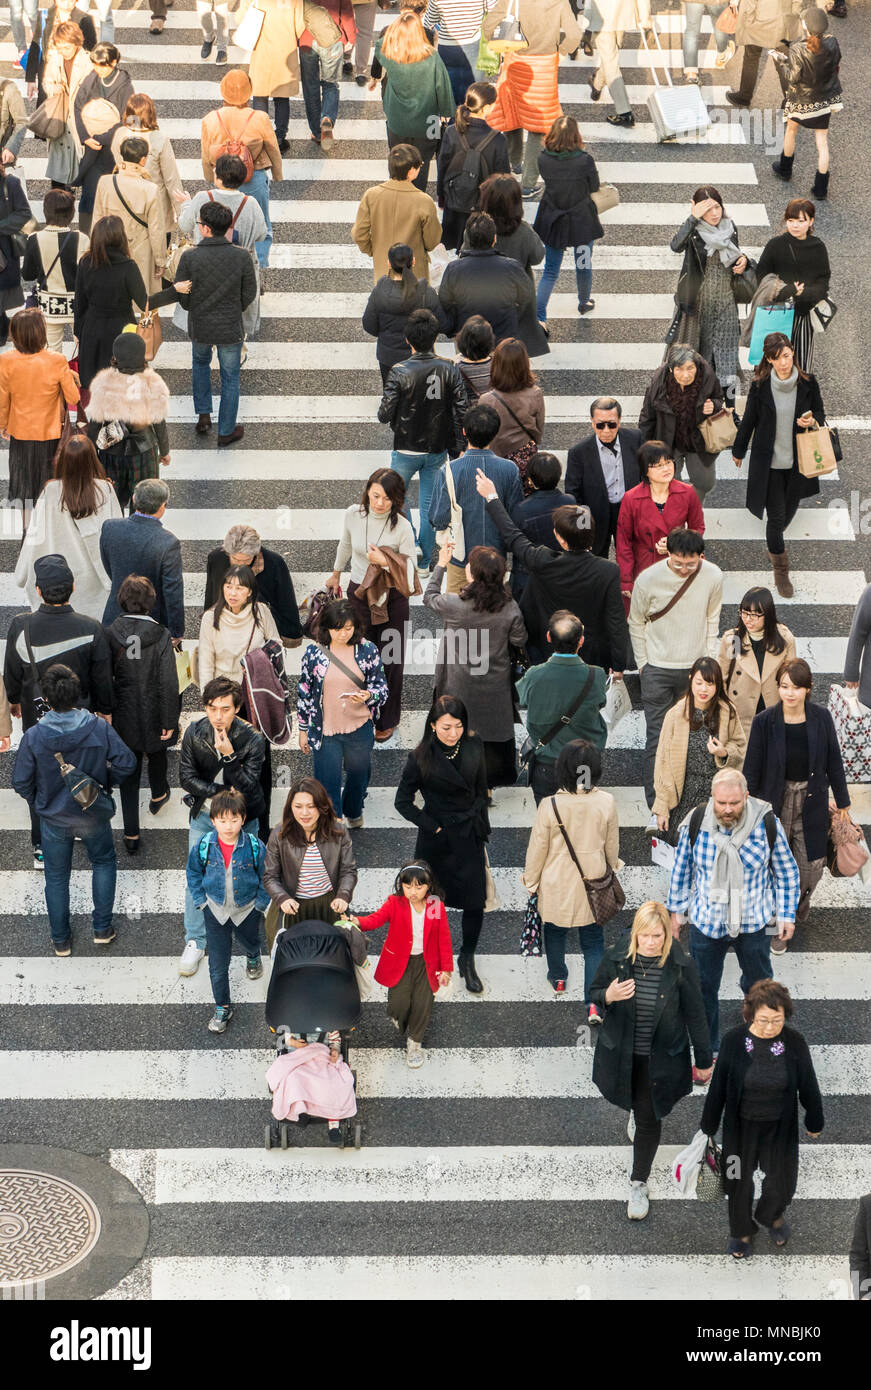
[{"xmin": 551, "ymin": 798, "xmax": 625, "ymax": 926}]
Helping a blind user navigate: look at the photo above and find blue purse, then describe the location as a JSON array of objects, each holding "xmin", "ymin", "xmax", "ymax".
[{"xmin": 748, "ymin": 303, "xmax": 795, "ymax": 365}]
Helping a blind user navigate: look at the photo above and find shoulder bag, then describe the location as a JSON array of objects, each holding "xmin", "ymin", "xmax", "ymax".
[
  {"xmin": 316, "ymin": 642, "xmax": 367, "ymax": 690},
  {"xmin": 647, "ymin": 564, "xmax": 701, "ymax": 623},
  {"xmin": 517, "ymin": 665, "xmax": 596, "ymax": 786},
  {"xmin": 551, "ymin": 795, "xmax": 625, "ymax": 925},
  {"xmin": 435, "ymin": 460, "xmax": 466, "ymax": 562},
  {"xmin": 22, "ymin": 621, "xmax": 52, "ymax": 721},
  {"xmin": 698, "ymin": 407, "xmax": 737, "ymax": 453},
  {"xmin": 112, "ymin": 174, "xmax": 149, "ymax": 230},
  {"xmin": 37, "ymin": 230, "xmax": 76, "ymax": 319},
  {"xmin": 591, "ymin": 183, "xmax": 620, "ymax": 214}
]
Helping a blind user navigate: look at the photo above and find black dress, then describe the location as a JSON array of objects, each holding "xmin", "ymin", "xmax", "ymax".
[
  {"xmin": 73, "ymin": 250, "xmax": 148, "ymax": 389},
  {"xmin": 394, "ymin": 734, "xmax": 490, "ymax": 910}
]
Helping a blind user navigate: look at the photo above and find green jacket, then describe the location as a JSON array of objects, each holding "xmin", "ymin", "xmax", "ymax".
[
  {"xmin": 375, "ymin": 41, "xmax": 455, "ymax": 139},
  {"xmin": 515, "ymin": 654, "xmax": 608, "ymax": 762}
]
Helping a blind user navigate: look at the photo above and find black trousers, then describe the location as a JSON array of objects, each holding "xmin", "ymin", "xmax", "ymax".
[
  {"xmin": 764, "ymin": 468, "xmax": 801, "ymax": 553},
  {"xmin": 737, "ymin": 42, "xmax": 790, "ymax": 102},
  {"xmin": 728, "ymin": 1117, "xmax": 789, "ymax": 1238},
  {"xmin": 119, "ymin": 749, "xmax": 169, "ymax": 835},
  {"xmin": 388, "ymin": 954, "xmax": 435, "ymax": 1042},
  {"xmin": 253, "ymin": 95, "xmax": 289, "ymax": 142},
  {"xmin": 592, "ymin": 500, "xmax": 623, "ymax": 559},
  {"xmin": 631, "ymin": 1054, "xmax": 662, "ymax": 1183},
  {"xmin": 461, "ymin": 907, "xmax": 484, "ymax": 953}
]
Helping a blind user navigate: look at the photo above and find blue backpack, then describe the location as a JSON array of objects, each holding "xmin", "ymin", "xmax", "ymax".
[{"xmin": 198, "ymin": 831, "xmax": 262, "ymax": 870}]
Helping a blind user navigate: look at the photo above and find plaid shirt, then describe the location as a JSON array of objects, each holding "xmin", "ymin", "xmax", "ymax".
[{"xmin": 666, "ymin": 811, "xmax": 801, "ymax": 937}]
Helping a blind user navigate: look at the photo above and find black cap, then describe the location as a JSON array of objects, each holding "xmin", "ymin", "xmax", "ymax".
[{"xmin": 34, "ymin": 554, "xmax": 74, "ymax": 589}]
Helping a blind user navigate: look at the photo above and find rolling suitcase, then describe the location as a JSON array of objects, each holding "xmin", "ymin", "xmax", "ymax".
[{"xmin": 639, "ymin": 21, "xmax": 710, "ymax": 142}]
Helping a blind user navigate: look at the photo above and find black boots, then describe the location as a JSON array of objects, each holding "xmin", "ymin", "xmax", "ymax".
[
  {"xmin": 772, "ymin": 152, "xmax": 794, "ymax": 181},
  {"xmin": 457, "ymin": 952, "xmax": 483, "ymax": 995},
  {"xmin": 811, "ymin": 169, "xmax": 830, "ymax": 199}
]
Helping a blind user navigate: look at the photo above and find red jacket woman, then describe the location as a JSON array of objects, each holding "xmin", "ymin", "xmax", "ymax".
[
  {"xmin": 616, "ymin": 447, "xmax": 705, "ymax": 601},
  {"xmin": 356, "ymin": 892, "xmax": 453, "ymax": 993}
]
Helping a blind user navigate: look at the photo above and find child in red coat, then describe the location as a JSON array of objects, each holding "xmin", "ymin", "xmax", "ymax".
[{"xmin": 352, "ymin": 861, "xmax": 453, "ymax": 1068}]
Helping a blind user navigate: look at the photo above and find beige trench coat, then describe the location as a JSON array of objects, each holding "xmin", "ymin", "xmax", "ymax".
[
  {"xmin": 522, "ymin": 788, "xmax": 621, "ymax": 928},
  {"xmin": 92, "ymin": 165, "xmax": 166, "ymax": 295},
  {"xmin": 239, "ymin": 0, "xmax": 306, "ymax": 99},
  {"xmin": 717, "ymin": 623, "xmax": 796, "ymax": 733},
  {"xmin": 652, "ymin": 700, "xmax": 747, "ymax": 819},
  {"xmin": 735, "ymin": 0, "xmax": 803, "ymax": 49},
  {"xmin": 111, "ymin": 127, "xmax": 185, "ymax": 238}
]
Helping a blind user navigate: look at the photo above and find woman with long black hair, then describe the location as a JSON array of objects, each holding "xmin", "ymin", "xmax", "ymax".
[
  {"xmin": 717, "ymin": 585, "xmax": 796, "ymax": 732},
  {"xmin": 362, "ymin": 243, "xmax": 448, "ymax": 386},
  {"xmin": 395, "ymin": 694, "xmax": 491, "ymax": 993}
]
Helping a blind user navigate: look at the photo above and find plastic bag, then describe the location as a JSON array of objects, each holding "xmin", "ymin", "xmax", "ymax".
[
  {"xmin": 427, "ymin": 243, "xmax": 453, "ymax": 291},
  {"xmin": 672, "ymin": 1129, "xmax": 708, "ymax": 1195},
  {"xmin": 603, "ymin": 674, "xmax": 632, "ymax": 732}
]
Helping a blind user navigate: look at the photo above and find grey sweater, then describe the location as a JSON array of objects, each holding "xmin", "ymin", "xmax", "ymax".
[{"xmin": 770, "ymin": 368, "xmax": 798, "ymax": 470}]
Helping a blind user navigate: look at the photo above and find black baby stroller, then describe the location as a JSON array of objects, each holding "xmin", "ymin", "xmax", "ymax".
[{"xmin": 264, "ymin": 918, "xmax": 363, "ymax": 1151}]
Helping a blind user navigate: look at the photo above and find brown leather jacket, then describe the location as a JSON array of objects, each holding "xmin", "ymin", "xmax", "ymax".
[{"xmin": 263, "ymin": 827, "xmax": 358, "ymax": 909}]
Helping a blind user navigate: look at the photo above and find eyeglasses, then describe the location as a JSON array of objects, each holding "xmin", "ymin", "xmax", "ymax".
[
  {"xmin": 647, "ymin": 459, "xmax": 673, "ymax": 469},
  {"xmin": 740, "ymin": 609, "xmax": 763, "ymax": 618},
  {"xmin": 593, "ymin": 420, "xmax": 619, "ymax": 430}
]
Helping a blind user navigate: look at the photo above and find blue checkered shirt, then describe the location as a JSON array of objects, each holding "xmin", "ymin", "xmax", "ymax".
[{"xmin": 666, "ymin": 812, "xmax": 801, "ymax": 937}]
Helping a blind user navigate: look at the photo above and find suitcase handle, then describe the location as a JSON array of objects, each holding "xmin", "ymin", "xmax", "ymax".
[{"xmin": 635, "ymin": 9, "xmax": 672, "ymax": 89}]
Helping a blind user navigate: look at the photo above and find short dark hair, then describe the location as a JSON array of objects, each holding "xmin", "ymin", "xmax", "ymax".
[
  {"xmin": 92, "ymin": 41, "xmax": 120, "ymax": 64},
  {"xmin": 776, "ymin": 656, "xmax": 813, "ymax": 691},
  {"xmin": 463, "ymin": 403, "xmax": 500, "ymax": 448},
  {"xmin": 315, "ymin": 597, "xmax": 366, "ymax": 647},
  {"xmin": 119, "ymin": 135, "xmax": 148, "ymax": 164},
  {"xmin": 210, "ymin": 788, "xmax": 248, "ymax": 821},
  {"xmin": 404, "ymin": 307, "xmax": 440, "ymax": 352},
  {"xmin": 742, "ymin": 978, "xmax": 794, "ymax": 1023},
  {"xmin": 553, "ymin": 504, "xmax": 595, "ymax": 552},
  {"xmin": 548, "ymin": 609, "xmax": 583, "ymax": 652},
  {"xmin": 388, "ymin": 142, "xmax": 422, "ymax": 180},
  {"xmin": 215, "ymin": 154, "xmax": 247, "ymax": 188},
  {"xmin": 118, "ymin": 574, "xmax": 157, "ymax": 614},
  {"xmin": 199, "ymin": 200, "xmax": 233, "ymax": 236},
  {"xmin": 554, "ymin": 738, "xmax": 602, "ymax": 793},
  {"xmin": 638, "ymin": 441, "xmax": 674, "ymax": 479},
  {"xmin": 10, "ymin": 308, "xmax": 47, "ymax": 354},
  {"xmin": 465, "ymin": 211, "xmax": 496, "ymax": 250},
  {"xmin": 589, "ymin": 397, "xmax": 622, "ymax": 419},
  {"xmin": 527, "ymin": 451, "xmax": 561, "ymax": 491},
  {"xmin": 202, "ymin": 676, "xmax": 243, "ymax": 708},
  {"xmin": 455, "ymin": 314, "xmax": 494, "ymax": 361},
  {"xmin": 43, "ymin": 188, "xmax": 75, "ymax": 226},
  {"xmin": 42, "ymin": 664, "xmax": 81, "ymax": 712},
  {"xmin": 37, "ymin": 581, "xmax": 74, "ymax": 605},
  {"xmin": 666, "ymin": 528, "xmax": 704, "ymax": 557}
]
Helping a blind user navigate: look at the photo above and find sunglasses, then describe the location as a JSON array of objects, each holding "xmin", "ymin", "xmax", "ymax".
[{"xmin": 593, "ymin": 420, "xmax": 619, "ymax": 430}]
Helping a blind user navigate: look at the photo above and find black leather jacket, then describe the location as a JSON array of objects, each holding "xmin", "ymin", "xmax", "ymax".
[
  {"xmin": 377, "ymin": 351, "xmax": 469, "ymax": 455},
  {"xmin": 179, "ymin": 715, "xmax": 266, "ymax": 822},
  {"xmin": 785, "ymin": 36, "xmax": 841, "ymax": 107}
]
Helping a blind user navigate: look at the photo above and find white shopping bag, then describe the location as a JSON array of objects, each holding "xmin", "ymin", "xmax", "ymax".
[
  {"xmin": 427, "ymin": 243, "xmax": 452, "ymax": 290},
  {"xmin": 603, "ymin": 674, "xmax": 632, "ymax": 731},
  {"xmin": 650, "ymin": 835, "xmax": 675, "ymax": 870},
  {"xmin": 672, "ymin": 1128, "xmax": 708, "ymax": 1196},
  {"xmin": 234, "ymin": 5, "xmax": 266, "ymax": 50}
]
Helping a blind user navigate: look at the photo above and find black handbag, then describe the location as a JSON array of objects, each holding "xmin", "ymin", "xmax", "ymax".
[{"xmin": 509, "ymin": 641, "xmax": 530, "ymax": 684}]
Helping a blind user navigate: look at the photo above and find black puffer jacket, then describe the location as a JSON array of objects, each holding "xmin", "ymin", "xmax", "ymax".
[
  {"xmin": 168, "ymin": 238, "xmax": 257, "ymax": 345},
  {"xmin": 784, "ymin": 35, "xmax": 842, "ymax": 110},
  {"xmin": 377, "ymin": 351, "xmax": 469, "ymax": 454},
  {"xmin": 106, "ymin": 614, "xmax": 180, "ymax": 755},
  {"xmin": 362, "ymin": 276, "xmax": 449, "ymax": 368},
  {"xmin": 180, "ymin": 715, "xmax": 266, "ymax": 822}
]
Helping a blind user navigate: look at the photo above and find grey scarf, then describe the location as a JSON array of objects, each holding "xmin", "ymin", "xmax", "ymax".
[
  {"xmin": 695, "ymin": 215, "xmax": 742, "ymax": 267},
  {"xmin": 700, "ymin": 795, "xmax": 771, "ymax": 935}
]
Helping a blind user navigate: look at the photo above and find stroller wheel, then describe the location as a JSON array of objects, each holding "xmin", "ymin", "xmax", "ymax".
[
  {"xmin": 280, "ymin": 1122, "xmax": 289, "ymax": 1149},
  {"xmin": 354, "ymin": 1122, "xmax": 362, "ymax": 1150},
  {"xmin": 264, "ymin": 1123, "xmax": 273, "ymax": 1151}
]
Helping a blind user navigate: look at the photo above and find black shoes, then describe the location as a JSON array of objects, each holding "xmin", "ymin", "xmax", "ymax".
[
  {"xmin": 589, "ymin": 80, "xmax": 601, "ymax": 102},
  {"xmin": 725, "ymin": 90, "xmax": 750, "ymax": 107},
  {"xmin": 196, "ymin": 413, "xmax": 212, "ymax": 435},
  {"xmin": 278, "ymin": 137, "xmax": 290, "ymax": 154},
  {"xmin": 200, "ymin": 39, "xmax": 214, "ymax": 59},
  {"xmin": 218, "ymin": 425, "xmax": 244, "ymax": 447},
  {"xmin": 772, "ymin": 153, "xmax": 794, "ymax": 181},
  {"xmin": 457, "ymin": 952, "xmax": 484, "ymax": 995},
  {"xmin": 606, "ymin": 112, "xmax": 635, "ymax": 127}
]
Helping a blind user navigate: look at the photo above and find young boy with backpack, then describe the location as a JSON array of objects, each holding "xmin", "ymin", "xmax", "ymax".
[
  {"xmin": 436, "ymin": 81, "xmax": 509, "ymax": 249},
  {"xmin": 186, "ymin": 788, "xmax": 270, "ymax": 1033}
]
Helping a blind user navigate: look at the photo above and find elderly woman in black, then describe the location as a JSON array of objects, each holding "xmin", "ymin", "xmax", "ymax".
[
  {"xmin": 732, "ymin": 332, "xmax": 825, "ymax": 601},
  {"xmin": 743, "ymin": 656, "xmax": 850, "ymax": 950},
  {"xmin": 638, "ymin": 344, "xmax": 723, "ymax": 507},
  {"xmin": 701, "ymin": 978, "xmax": 823, "ymax": 1259},
  {"xmin": 395, "ymin": 694, "xmax": 490, "ymax": 994},
  {"xmin": 590, "ymin": 900, "xmax": 713, "ymax": 1223}
]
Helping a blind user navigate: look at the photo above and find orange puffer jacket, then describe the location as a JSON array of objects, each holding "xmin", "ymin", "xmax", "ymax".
[{"xmin": 486, "ymin": 51, "xmax": 561, "ymax": 136}]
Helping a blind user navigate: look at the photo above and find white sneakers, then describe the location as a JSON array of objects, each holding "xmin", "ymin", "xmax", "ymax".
[
  {"xmin": 179, "ymin": 941, "xmax": 205, "ymax": 976},
  {"xmin": 406, "ymin": 1039, "xmax": 425, "ymax": 1069},
  {"xmin": 628, "ymin": 1181, "xmax": 650, "ymax": 1220}
]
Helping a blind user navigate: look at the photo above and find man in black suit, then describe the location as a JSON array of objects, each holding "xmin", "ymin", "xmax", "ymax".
[{"xmin": 565, "ymin": 397, "xmax": 641, "ymax": 559}]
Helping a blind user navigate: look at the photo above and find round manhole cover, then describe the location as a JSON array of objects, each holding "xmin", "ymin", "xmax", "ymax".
[{"xmin": 0, "ymin": 1169, "xmax": 102, "ymax": 1287}]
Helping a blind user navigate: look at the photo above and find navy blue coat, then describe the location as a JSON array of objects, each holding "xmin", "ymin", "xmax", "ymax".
[
  {"xmin": 743, "ymin": 701, "xmax": 850, "ymax": 861},
  {"xmin": 13, "ymin": 711, "xmax": 136, "ymax": 828},
  {"xmin": 100, "ymin": 513, "xmax": 185, "ymax": 639}
]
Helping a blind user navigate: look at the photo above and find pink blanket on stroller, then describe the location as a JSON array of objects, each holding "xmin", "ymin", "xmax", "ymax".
[{"xmin": 266, "ymin": 1043, "xmax": 357, "ymax": 1122}]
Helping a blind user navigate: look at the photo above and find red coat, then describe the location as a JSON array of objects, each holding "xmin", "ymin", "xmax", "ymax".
[
  {"xmin": 356, "ymin": 895, "xmax": 453, "ymax": 993},
  {"xmin": 615, "ymin": 480, "xmax": 705, "ymax": 597}
]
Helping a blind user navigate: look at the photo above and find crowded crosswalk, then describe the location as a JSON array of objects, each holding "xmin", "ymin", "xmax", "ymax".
[{"xmin": 0, "ymin": 2, "xmax": 867, "ymax": 1302}]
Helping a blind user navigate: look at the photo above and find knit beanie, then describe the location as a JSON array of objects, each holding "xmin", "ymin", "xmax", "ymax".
[{"xmin": 112, "ymin": 331, "xmax": 147, "ymax": 373}]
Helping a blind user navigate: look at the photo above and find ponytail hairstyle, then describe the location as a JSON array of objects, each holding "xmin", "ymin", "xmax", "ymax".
[
  {"xmin": 455, "ymin": 81, "xmax": 497, "ymax": 136},
  {"xmin": 387, "ymin": 242, "xmax": 418, "ymax": 306},
  {"xmin": 806, "ymin": 30, "xmax": 823, "ymax": 53}
]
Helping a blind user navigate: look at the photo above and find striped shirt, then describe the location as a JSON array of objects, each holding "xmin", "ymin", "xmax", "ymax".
[
  {"xmin": 632, "ymin": 957, "xmax": 662, "ymax": 1057},
  {"xmin": 424, "ymin": 0, "xmax": 492, "ymax": 43},
  {"xmin": 297, "ymin": 843, "xmax": 333, "ymax": 898}
]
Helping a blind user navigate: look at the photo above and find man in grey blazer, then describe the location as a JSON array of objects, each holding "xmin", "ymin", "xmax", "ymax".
[
  {"xmin": 100, "ymin": 478, "xmax": 185, "ymax": 639},
  {"xmin": 564, "ymin": 397, "xmax": 641, "ymax": 560}
]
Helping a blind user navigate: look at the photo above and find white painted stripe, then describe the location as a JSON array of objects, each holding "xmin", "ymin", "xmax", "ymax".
[
  {"xmin": 721, "ymin": 571, "xmax": 868, "ymax": 606},
  {"xmin": 109, "ymin": 1143, "xmax": 871, "ymax": 1205},
  {"xmin": 146, "ymin": 1254, "xmax": 853, "ymax": 1302},
  {"xmin": 5, "ymin": 863, "xmax": 868, "ymax": 917},
  {"xmin": 0, "ymin": 1045, "xmax": 864, "ymax": 1100},
  {"xmin": 141, "ymin": 295, "xmax": 683, "ymax": 326},
  {"xmin": 2, "ymin": 951, "xmax": 867, "ymax": 1007},
  {"xmin": 265, "ymin": 243, "xmax": 764, "ymax": 272}
]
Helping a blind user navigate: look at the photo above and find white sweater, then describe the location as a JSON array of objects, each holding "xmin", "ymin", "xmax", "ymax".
[
  {"xmin": 197, "ymin": 602, "xmax": 280, "ymax": 688},
  {"xmin": 15, "ymin": 480, "xmax": 122, "ymax": 622},
  {"xmin": 627, "ymin": 557, "xmax": 723, "ymax": 670},
  {"xmin": 333, "ymin": 504, "xmax": 417, "ymax": 586}
]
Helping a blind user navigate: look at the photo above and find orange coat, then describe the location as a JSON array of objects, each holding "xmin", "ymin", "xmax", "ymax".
[
  {"xmin": 0, "ymin": 349, "xmax": 79, "ymax": 442},
  {"xmin": 487, "ymin": 51, "xmax": 562, "ymax": 136}
]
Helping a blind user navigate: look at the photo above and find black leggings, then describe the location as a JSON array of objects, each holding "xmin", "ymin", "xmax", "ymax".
[
  {"xmin": 461, "ymin": 908, "xmax": 484, "ymax": 953},
  {"xmin": 119, "ymin": 749, "xmax": 169, "ymax": 836},
  {"xmin": 630, "ymin": 1054, "xmax": 662, "ymax": 1183},
  {"xmin": 764, "ymin": 468, "xmax": 801, "ymax": 554}
]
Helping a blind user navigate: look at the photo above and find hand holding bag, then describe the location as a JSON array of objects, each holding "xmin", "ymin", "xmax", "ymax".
[
  {"xmin": 694, "ymin": 1136, "xmax": 725, "ymax": 1201},
  {"xmin": 519, "ymin": 892, "xmax": 543, "ymax": 956},
  {"xmin": 826, "ymin": 805, "xmax": 870, "ymax": 879},
  {"xmin": 748, "ymin": 303, "xmax": 795, "ymax": 364},
  {"xmin": 29, "ymin": 89, "xmax": 69, "ymax": 141},
  {"xmin": 698, "ymin": 407, "xmax": 738, "ymax": 454},
  {"xmin": 136, "ymin": 308, "xmax": 163, "ymax": 362},
  {"xmin": 715, "ymin": 4, "xmax": 738, "ymax": 34},
  {"xmin": 796, "ymin": 424, "xmax": 837, "ymax": 478},
  {"xmin": 551, "ymin": 797, "xmax": 625, "ymax": 926}
]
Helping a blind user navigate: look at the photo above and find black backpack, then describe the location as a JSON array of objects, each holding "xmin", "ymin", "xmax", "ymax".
[
  {"xmin": 443, "ymin": 129, "xmax": 498, "ymax": 213},
  {"xmin": 687, "ymin": 803, "xmax": 777, "ymax": 852}
]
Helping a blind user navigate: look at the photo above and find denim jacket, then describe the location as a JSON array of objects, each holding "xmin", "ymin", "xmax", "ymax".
[
  {"xmin": 296, "ymin": 639, "xmax": 388, "ymax": 751},
  {"xmin": 186, "ymin": 830, "xmax": 271, "ymax": 913}
]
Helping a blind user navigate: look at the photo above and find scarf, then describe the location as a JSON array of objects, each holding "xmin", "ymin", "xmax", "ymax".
[
  {"xmin": 665, "ymin": 370, "xmax": 700, "ymax": 452},
  {"xmin": 695, "ymin": 215, "xmax": 742, "ymax": 267},
  {"xmin": 700, "ymin": 795, "xmax": 771, "ymax": 935}
]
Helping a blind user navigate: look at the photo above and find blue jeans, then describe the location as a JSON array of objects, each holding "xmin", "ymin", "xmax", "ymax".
[
  {"xmin": 253, "ymin": 95, "xmax": 290, "ymax": 143},
  {"xmin": 682, "ymin": 2, "xmax": 730, "ymax": 68},
  {"xmin": 184, "ymin": 810, "xmax": 260, "ymax": 946},
  {"xmin": 543, "ymin": 921, "xmax": 604, "ymax": 1004},
  {"xmin": 192, "ymin": 341, "xmax": 243, "ymax": 437},
  {"xmin": 244, "ymin": 167, "xmax": 272, "ymax": 268},
  {"xmin": 9, "ymin": 0, "xmax": 38, "ymax": 52},
  {"xmin": 92, "ymin": 0, "xmax": 115, "ymax": 41},
  {"xmin": 390, "ymin": 449, "xmax": 446, "ymax": 567},
  {"xmin": 536, "ymin": 244, "xmax": 594, "ymax": 322},
  {"xmin": 689, "ymin": 924, "xmax": 772, "ymax": 1054},
  {"xmin": 41, "ymin": 817, "xmax": 117, "ymax": 945},
  {"xmin": 312, "ymin": 722, "xmax": 375, "ymax": 821},
  {"xmin": 203, "ymin": 904, "xmax": 262, "ymax": 1007},
  {"xmin": 299, "ymin": 45, "xmax": 340, "ymax": 140},
  {"xmin": 439, "ymin": 38, "xmax": 483, "ymax": 106}
]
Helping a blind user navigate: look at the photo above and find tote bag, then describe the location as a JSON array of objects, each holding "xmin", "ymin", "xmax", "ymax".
[
  {"xmin": 796, "ymin": 426, "xmax": 837, "ymax": 478},
  {"xmin": 233, "ymin": 4, "xmax": 266, "ymax": 50},
  {"xmin": 748, "ymin": 304, "xmax": 795, "ymax": 365},
  {"xmin": 434, "ymin": 460, "xmax": 466, "ymax": 561}
]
